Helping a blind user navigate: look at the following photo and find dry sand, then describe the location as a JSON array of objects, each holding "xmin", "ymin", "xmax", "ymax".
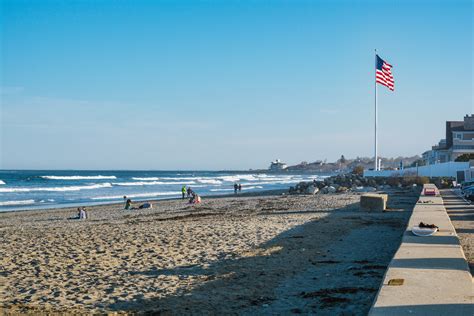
[{"xmin": 0, "ymin": 189, "xmax": 418, "ymax": 315}]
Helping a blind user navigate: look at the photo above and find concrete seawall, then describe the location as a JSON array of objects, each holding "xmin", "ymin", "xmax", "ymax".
[{"xmin": 369, "ymin": 184, "xmax": 473, "ymax": 315}]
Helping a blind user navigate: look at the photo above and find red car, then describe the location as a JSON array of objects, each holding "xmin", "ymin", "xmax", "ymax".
[{"xmin": 424, "ymin": 188, "xmax": 436, "ymax": 196}]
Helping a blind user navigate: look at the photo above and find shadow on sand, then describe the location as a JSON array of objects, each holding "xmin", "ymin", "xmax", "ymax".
[{"xmin": 105, "ymin": 191, "xmax": 419, "ymax": 314}]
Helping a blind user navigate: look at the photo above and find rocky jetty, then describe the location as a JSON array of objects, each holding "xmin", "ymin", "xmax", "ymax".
[{"xmin": 288, "ymin": 174, "xmax": 452, "ymax": 195}]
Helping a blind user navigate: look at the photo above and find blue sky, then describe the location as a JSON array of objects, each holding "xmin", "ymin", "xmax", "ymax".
[{"xmin": 1, "ymin": 0, "xmax": 472, "ymax": 170}]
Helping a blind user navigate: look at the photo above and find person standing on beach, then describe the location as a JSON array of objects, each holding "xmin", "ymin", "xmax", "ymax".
[
  {"xmin": 181, "ymin": 185, "xmax": 187, "ymax": 199},
  {"xmin": 238, "ymin": 183, "xmax": 242, "ymax": 192},
  {"xmin": 187, "ymin": 187, "xmax": 192, "ymax": 198},
  {"xmin": 234, "ymin": 183, "xmax": 238, "ymax": 194}
]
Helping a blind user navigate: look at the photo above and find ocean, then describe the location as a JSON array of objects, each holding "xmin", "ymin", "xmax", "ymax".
[{"xmin": 0, "ymin": 170, "xmax": 328, "ymax": 211}]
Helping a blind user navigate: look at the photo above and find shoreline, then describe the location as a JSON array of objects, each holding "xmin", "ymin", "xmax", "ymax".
[{"xmin": 0, "ymin": 188, "xmax": 288, "ymax": 214}]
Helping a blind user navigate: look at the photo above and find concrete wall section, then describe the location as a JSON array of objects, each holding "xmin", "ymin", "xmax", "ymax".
[
  {"xmin": 364, "ymin": 161, "xmax": 469, "ymax": 178},
  {"xmin": 369, "ymin": 184, "xmax": 473, "ymax": 316}
]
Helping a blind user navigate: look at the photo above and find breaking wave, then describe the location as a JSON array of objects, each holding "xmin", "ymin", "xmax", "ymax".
[
  {"xmin": 91, "ymin": 191, "xmax": 180, "ymax": 200},
  {"xmin": 0, "ymin": 183, "xmax": 112, "ymax": 193},
  {"xmin": 41, "ymin": 175, "xmax": 117, "ymax": 180},
  {"xmin": 0, "ymin": 180, "xmax": 5, "ymax": 185},
  {"xmin": 112, "ymin": 181, "xmax": 196, "ymax": 186},
  {"xmin": 197, "ymin": 179, "xmax": 222, "ymax": 184},
  {"xmin": 210, "ymin": 185, "xmax": 263, "ymax": 192},
  {"xmin": 0, "ymin": 199, "xmax": 36, "ymax": 206}
]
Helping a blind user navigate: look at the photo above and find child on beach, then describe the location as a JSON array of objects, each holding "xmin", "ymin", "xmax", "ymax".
[{"xmin": 124, "ymin": 199, "xmax": 132, "ymax": 210}]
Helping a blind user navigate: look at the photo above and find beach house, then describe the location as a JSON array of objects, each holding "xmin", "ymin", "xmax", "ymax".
[{"xmin": 422, "ymin": 114, "xmax": 474, "ymax": 165}]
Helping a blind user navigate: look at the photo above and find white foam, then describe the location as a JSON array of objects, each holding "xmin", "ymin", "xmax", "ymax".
[
  {"xmin": 210, "ymin": 185, "xmax": 263, "ymax": 192},
  {"xmin": 0, "ymin": 180, "xmax": 5, "ymax": 185},
  {"xmin": 197, "ymin": 179, "xmax": 222, "ymax": 184},
  {"xmin": 219, "ymin": 175, "xmax": 259, "ymax": 182},
  {"xmin": 41, "ymin": 175, "xmax": 117, "ymax": 180},
  {"xmin": 131, "ymin": 177, "xmax": 160, "ymax": 181},
  {"xmin": 0, "ymin": 199, "xmax": 36, "ymax": 206},
  {"xmin": 0, "ymin": 183, "xmax": 112, "ymax": 193},
  {"xmin": 91, "ymin": 191, "xmax": 180, "ymax": 200},
  {"xmin": 112, "ymin": 181, "xmax": 195, "ymax": 186},
  {"xmin": 39, "ymin": 199, "xmax": 55, "ymax": 203}
]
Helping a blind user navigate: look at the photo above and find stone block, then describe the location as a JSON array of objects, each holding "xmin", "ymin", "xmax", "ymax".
[{"xmin": 360, "ymin": 193, "xmax": 388, "ymax": 212}]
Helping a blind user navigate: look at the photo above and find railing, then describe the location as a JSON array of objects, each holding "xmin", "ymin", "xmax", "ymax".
[{"xmin": 364, "ymin": 161, "xmax": 469, "ymax": 178}]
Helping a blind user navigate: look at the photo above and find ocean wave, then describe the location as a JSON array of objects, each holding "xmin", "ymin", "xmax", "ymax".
[
  {"xmin": 197, "ymin": 179, "xmax": 222, "ymax": 184},
  {"xmin": 131, "ymin": 177, "xmax": 160, "ymax": 181},
  {"xmin": 0, "ymin": 180, "xmax": 5, "ymax": 185},
  {"xmin": 0, "ymin": 199, "xmax": 36, "ymax": 206},
  {"xmin": 41, "ymin": 175, "xmax": 117, "ymax": 180},
  {"xmin": 210, "ymin": 185, "xmax": 263, "ymax": 192},
  {"xmin": 0, "ymin": 183, "xmax": 112, "ymax": 193},
  {"xmin": 39, "ymin": 199, "xmax": 55, "ymax": 203},
  {"xmin": 112, "ymin": 181, "xmax": 196, "ymax": 186},
  {"xmin": 91, "ymin": 191, "xmax": 180, "ymax": 200},
  {"xmin": 218, "ymin": 175, "xmax": 259, "ymax": 182}
]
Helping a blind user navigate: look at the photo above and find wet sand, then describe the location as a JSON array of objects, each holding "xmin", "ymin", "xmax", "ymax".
[{"xmin": 0, "ymin": 188, "xmax": 418, "ymax": 315}]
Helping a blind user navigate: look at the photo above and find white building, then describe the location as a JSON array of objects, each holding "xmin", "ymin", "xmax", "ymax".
[{"xmin": 269, "ymin": 159, "xmax": 288, "ymax": 171}]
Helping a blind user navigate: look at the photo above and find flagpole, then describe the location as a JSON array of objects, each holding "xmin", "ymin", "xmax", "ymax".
[{"xmin": 374, "ymin": 49, "xmax": 378, "ymax": 171}]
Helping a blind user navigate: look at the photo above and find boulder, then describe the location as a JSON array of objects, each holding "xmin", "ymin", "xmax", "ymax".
[
  {"xmin": 327, "ymin": 186, "xmax": 336, "ymax": 193},
  {"xmin": 306, "ymin": 185, "xmax": 319, "ymax": 195},
  {"xmin": 337, "ymin": 186, "xmax": 348, "ymax": 193},
  {"xmin": 360, "ymin": 193, "xmax": 388, "ymax": 212}
]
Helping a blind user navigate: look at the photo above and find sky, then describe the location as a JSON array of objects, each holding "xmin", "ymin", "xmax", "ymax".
[{"xmin": 0, "ymin": 0, "xmax": 472, "ymax": 170}]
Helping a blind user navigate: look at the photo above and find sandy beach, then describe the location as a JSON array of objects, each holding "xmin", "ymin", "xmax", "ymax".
[{"xmin": 0, "ymin": 188, "xmax": 418, "ymax": 314}]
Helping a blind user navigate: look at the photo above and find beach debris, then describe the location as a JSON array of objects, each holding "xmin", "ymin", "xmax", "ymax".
[{"xmin": 387, "ymin": 278, "xmax": 404, "ymax": 286}]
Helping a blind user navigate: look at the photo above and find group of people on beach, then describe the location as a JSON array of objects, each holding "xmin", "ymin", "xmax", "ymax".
[
  {"xmin": 234, "ymin": 183, "xmax": 242, "ymax": 194},
  {"xmin": 181, "ymin": 186, "xmax": 201, "ymax": 204}
]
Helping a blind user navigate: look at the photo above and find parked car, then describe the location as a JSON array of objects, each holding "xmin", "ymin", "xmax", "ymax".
[
  {"xmin": 463, "ymin": 186, "xmax": 474, "ymax": 201},
  {"xmin": 461, "ymin": 181, "xmax": 474, "ymax": 192}
]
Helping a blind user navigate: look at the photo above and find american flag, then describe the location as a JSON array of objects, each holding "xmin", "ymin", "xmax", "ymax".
[{"xmin": 376, "ymin": 55, "xmax": 394, "ymax": 91}]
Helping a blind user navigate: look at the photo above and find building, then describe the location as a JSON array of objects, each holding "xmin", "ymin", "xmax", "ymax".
[
  {"xmin": 422, "ymin": 139, "xmax": 450, "ymax": 165},
  {"xmin": 447, "ymin": 115, "xmax": 474, "ymax": 161},
  {"xmin": 269, "ymin": 159, "xmax": 288, "ymax": 171},
  {"xmin": 423, "ymin": 114, "xmax": 474, "ymax": 165}
]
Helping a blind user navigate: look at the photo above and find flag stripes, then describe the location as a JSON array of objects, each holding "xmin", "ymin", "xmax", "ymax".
[{"xmin": 375, "ymin": 55, "xmax": 394, "ymax": 91}]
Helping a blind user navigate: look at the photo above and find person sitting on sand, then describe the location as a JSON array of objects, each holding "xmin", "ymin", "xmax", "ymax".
[
  {"xmin": 195, "ymin": 194, "xmax": 201, "ymax": 204},
  {"xmin": 189, "ymin": 192, "xmax": 201, "ymax": 204},
  {"xmin": 79, "ymin": 207, "xmax": 87, "ymax": 219},
  {"xmin": 124, "ymin": 198, "xmax": 132, "ymax": 210}
]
